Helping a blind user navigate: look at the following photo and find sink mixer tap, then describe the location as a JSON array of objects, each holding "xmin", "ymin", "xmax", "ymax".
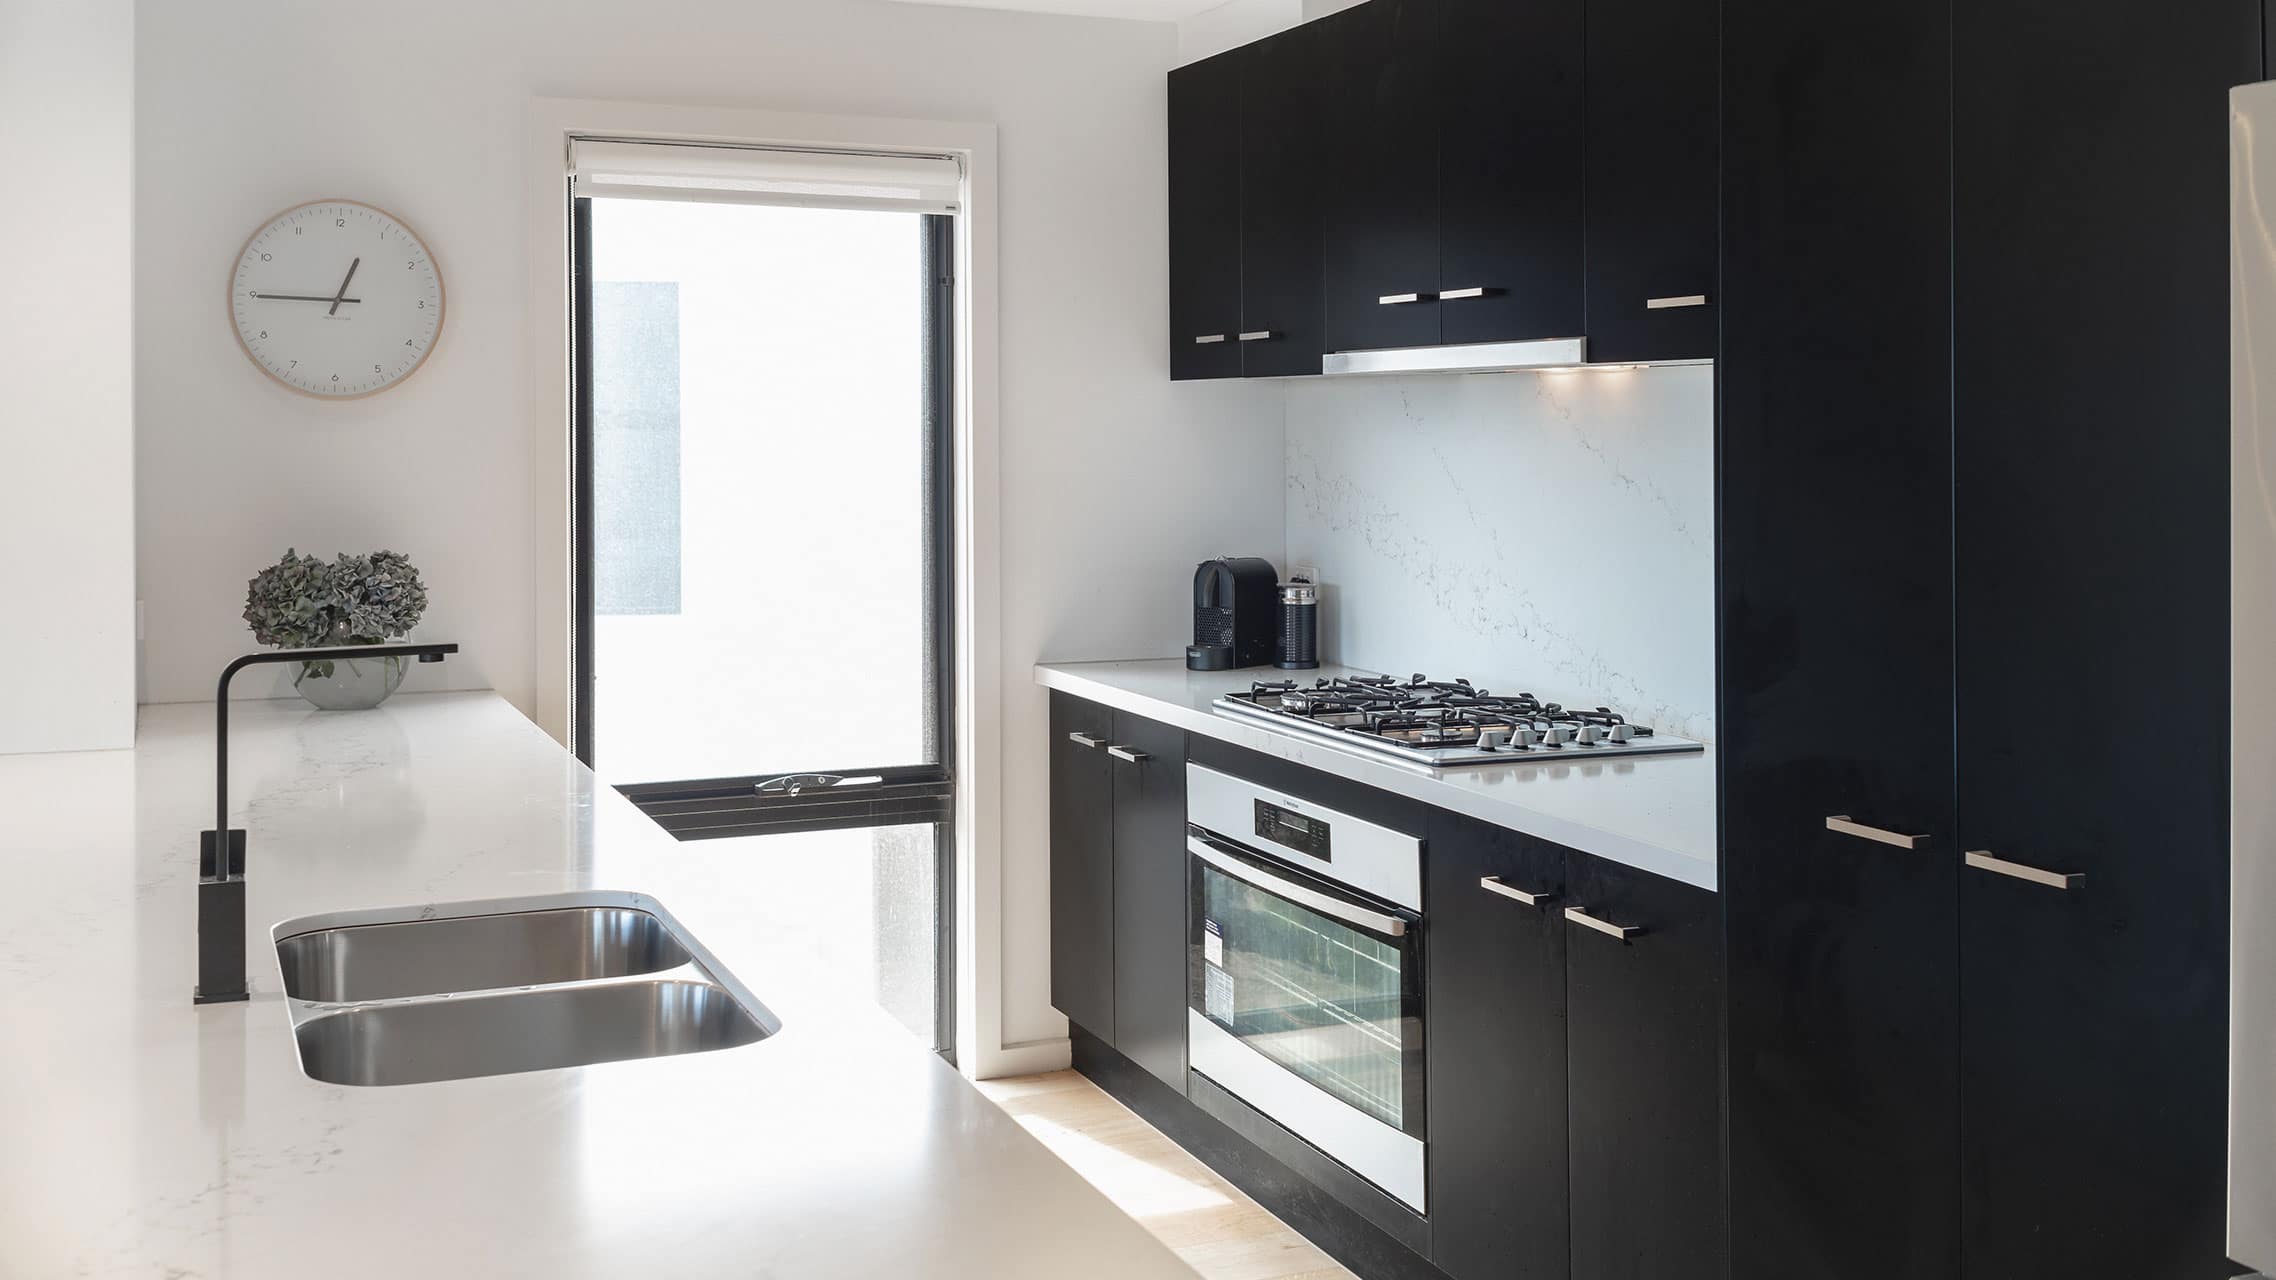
[{"xmin": 195, "ymin": 642, "xmax": 458, "ymax": 1005}]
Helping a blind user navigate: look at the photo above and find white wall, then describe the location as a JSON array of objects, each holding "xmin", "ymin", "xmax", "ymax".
[
  {"xmin": 134, "ymin": 0, "xmax": 1284, "ymax": 1059},
  {"xmin": 1286, "ymin": 367, "xmax": 1715, "ymax": 741},
  {"xmin": 0, "ymin": 0, "xmax": 136, "ymax": 755}
]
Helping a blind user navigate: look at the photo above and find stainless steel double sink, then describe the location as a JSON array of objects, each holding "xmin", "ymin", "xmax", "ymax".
[{"xmin": 271, "ymin": 892, "xmax": 779, "ymax": 1087}]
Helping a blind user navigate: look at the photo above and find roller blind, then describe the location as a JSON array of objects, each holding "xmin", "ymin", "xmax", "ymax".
[{"xmin": 570, "ymin": 139, "xmax": 961, "ymax": 214}]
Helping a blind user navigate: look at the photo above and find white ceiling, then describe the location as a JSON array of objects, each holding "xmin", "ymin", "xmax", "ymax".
[{"xmin": 888, "ymin": 0, "xmax": 1230, "ymax": 22}]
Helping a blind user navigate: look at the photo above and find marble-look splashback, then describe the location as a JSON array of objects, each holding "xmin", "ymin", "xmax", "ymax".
[{"xmin": 1285, "ymin": 365, "xmax": 1715, "ymax": 741}]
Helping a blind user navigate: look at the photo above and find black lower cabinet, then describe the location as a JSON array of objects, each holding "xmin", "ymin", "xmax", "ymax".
[
  {"xmin": 1424, "ymin": 811, "xmax": 1568, "ymax": 1280},
  {"xmin": 1564, "ymin": 851, "xmax": 1724, "ymax": 1280},
  {"xmin": 1048, "ymin": 693, "xmax": 1115, "ymax": 1037},
  {"xmin": 1109, "ymin": 710, "xmax": 1189, "ymax": 1091}
]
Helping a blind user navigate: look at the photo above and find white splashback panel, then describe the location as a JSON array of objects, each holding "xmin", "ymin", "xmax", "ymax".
[{"xmin": 1284, "ymin": 365, "xmax": 1715, "ymax": 742}]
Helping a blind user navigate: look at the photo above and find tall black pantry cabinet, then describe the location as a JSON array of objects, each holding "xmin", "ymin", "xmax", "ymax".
[
  {"xmin": 1719, "ymin": 3, "xmax": 1961, "ymax": 1279},
  {"xmin": 1951, "ymin": 4, "xmax": 2254, "ymax": 1276}
]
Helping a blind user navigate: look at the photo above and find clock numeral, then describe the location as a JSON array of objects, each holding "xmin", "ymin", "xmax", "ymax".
[
  {"xmin": 259, "ymin": 253, "xmax": 272, "ymax": 262},
  {"xmin": 417, "ymin": 300, "xmax": 426, "ymax": 309},
  {"xmin": 404, "ymin": 338, "xmax": 414, "ymax": 347},
  {"xmin": 288, "ymin": 360, "xmax": 298, "ymax": 369},
  {"xmin": 330, "ymin": 374, "xmax": 340, "ymax": 382},
  {"xmin": 334, "ymin": 218, "xmax": 346, "ymax": 227},
  {"xmin": 407, "ymin": 260, "xmax": 416, "ymax": 270},
  {"xmin": 257, "ymin": 330, "xmax": 267, "ymax": 339},
  {"xmin": 293, "ymin": 227, "xmax": 303, "ymax": 236},
  {"xmin": 374, "ymin": 363, "xmax": 383, "ymax": 373}
]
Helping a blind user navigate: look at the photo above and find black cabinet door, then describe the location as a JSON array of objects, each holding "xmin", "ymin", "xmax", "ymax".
[
  {"xmin": 1238, "ymin": 25, "xmax": 1324, "ymax": 377},
  {"xmin": 1720, "ymin": 3, "xmax": 1960, "ymax": 1276},
  {"xmin": 1170, "ymin": 49, "xmax": 1242, "ymax": 380},
  {"xmin": 1425, "ymin": 813, "xmax": 1568, "ymax": 1280},
  {"xmin": 1110, "ymin": 710, "xmax": 1189, "ymax": 1091},
  {"xmin": 1582, "ymin": 0, "xmax": 1717, "ymax": 363},
  {"xmin": 1049, "ymin": 693, "xmax": 1116, "ymax": 1037},
  {"xmin": 1564, "ymin": 853, "xmax": 1723, "ymax": 1280},
  {"xmin": 1438, "ymin": 0, "xmax": 1584, "ymax": 346},
  {"xmin": 1952, "ymin": 5, "xmax": 2253, "ymax": 1276},
  {"xmin": 1320, "ymin": 0, "xmax": 1442, "ymax": 354}
]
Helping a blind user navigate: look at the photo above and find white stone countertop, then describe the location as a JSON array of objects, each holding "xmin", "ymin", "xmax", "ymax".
[
  {"xmin": 0, "ymin": 691, "xmax": 1194, "ymax": 1279},
  {"xmin": 1036, "ymin": 659, "xmax": 1719, "ymax": 891}
]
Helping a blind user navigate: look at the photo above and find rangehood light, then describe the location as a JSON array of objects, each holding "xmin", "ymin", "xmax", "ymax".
[{"xmin": 1321, "ymin": 337, "xmax": 1589, "ymax": 376}]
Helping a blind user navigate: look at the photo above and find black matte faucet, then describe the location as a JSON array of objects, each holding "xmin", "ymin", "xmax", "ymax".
[{"xmin": 195, "ymin": 642, "xmax": 458, "ymax": 1005}]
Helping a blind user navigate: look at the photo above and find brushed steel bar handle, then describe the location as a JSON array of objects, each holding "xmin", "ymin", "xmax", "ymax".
[
  {"xmin": 1106, "ymin": 745, "xmax": 1150, "ymax": 764},
  {"xmin": 1378, "ymin": 292, "xmax": 1433, "ymax": 305},
  {"xmin": 1237, "ymin": 331, "xmax": 1274, "ymax": 341},
  {"xmin": 1066, "ymin": 732, "xmax": 1103, "ymax": 749},
  {"xmin": 1647, "ymin": 294, "xmax": 1710, "ymax": 309},
  {"xmin": 1439, "ymin": 287, "xmax": 1493, "ymax": 300},
  {"xmin": 1480, "ymin": 875, "xmax": 1554, "ymax": 907},
  {"xmin": 1965, "ymin": 850, "xmax": 2082, "ymax": 891},
  {"xmin": 1564, "ymin": 906, "xmax": 1638, "ymax": 941},
  {"xmin": 1194, "ymin": 334, "xmax": 1227, "ymax": 344},
  {"xmin": 1826, "ymin": 815, "xmax": 1930, "ymax": 849}
]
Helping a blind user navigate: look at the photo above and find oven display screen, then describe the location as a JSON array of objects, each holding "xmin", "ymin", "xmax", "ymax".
[{"xmin": 1254, "ymin": 800, "xmax": 1330, "ymax": 861}]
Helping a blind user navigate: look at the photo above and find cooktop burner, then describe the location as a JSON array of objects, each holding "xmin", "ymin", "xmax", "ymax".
[{"xmin": 1214, "ymin": 674, "xmax": 1704, "ymax": 767}]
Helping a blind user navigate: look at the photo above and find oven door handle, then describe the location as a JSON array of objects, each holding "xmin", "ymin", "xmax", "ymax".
[{"xmin": 1188, "ymin": 834, "xmax": 1409, "ymax": 937}]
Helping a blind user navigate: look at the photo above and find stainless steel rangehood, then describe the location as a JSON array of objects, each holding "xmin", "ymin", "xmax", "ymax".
[{"xmin": 1320, "ymin": 336, "xmax": 1588, "ymax": 376}]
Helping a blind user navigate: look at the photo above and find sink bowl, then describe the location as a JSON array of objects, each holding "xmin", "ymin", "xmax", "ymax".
[
  {"xmin": 276, "ymin": 905, "xmax": 693, "ymax": 1003},
  {"xmin": 271, "ymin": 892, "xmax": 777, "ymax": 1087},
  {"xmin": 293, "ymin": 977, "xmax": 768, "ymax": 1086}
]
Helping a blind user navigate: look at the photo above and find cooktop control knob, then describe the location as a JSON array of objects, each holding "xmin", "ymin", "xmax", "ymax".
[
  {"xmin": 1608, "ymin": 723, "xmax": 1635, "ymax": 742},
  {"xmin": 1478, "ymin": 728, "xmax": 1510, "ymax": 750},
  {"xmin": 1575, "ymin": 724, "xmax": 1604, "ymax": 745},
  {"xmin": 1541, "ymin": 726, "xmax": 1573, "ymax": 746}
]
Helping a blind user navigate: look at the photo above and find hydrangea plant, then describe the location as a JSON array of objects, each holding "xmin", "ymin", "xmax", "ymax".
[{"xmin": 244, "ymin": 549, "xmax": 428, "ymax": 679}]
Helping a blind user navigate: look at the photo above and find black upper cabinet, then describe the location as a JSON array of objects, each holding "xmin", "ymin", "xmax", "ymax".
[
  {"xmin": 1425, "ymin": 812, "xmax": 1568, "ymax": 1280},
  {"xmin": 1719, "ymin": 2, "xmax": 1960, "ymax": 1277},
  {"xmin": 1049, "ymin": 693, "xmax": 1116, "ymax": 1038},
  {"xmin": 1238, "ymin": 26, "xmax": 1325, "ymax": 376},
  {"xmin": 1109, "ymin": 711, "xmax": 1190, "ymax": 1092},
  {"xmin": 1583, "ymin": 0, "xmax": 1717, "ymax": 362},
  {"xmin": 1169, "ymin": 50, "xmax": 1242, "ymax": 380},
  {"xmin": 1951, "ymin": 4, "xmax": 2253, "ymax": 1276},
  {"xmin": 1564, "ymin": 852, "xmax": 1724, "ymax": 1280},
  {"xmin": 1439, "ymin": 0, "xmax": 1586, "ymax": 345},
  {"xmin": 1320, "ymin": 0, "xmax": 1443, "ymax": 353}
]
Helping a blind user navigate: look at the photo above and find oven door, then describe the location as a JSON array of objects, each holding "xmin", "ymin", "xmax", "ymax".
[{"xmin": 1186, "ymin": 826, "xmax": 1426, "ymax": 1211}]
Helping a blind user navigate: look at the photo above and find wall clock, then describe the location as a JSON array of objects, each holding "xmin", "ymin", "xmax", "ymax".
[{"xmin": 229, "ymin": 199, "xmax": 444, "ymax": 398}]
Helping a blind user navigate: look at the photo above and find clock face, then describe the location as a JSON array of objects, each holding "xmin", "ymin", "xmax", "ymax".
[{"xmin": 229, "ymin": 200, "xmax": 444, "ymax": 398}]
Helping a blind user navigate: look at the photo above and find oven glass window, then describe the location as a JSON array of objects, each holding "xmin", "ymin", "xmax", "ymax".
[{"xmin": 1198, "ymin": 861, "xmax": 1410, "ymax": 1128}]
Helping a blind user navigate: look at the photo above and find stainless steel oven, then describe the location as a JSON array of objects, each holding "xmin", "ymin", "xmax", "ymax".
[{"xmin": 1184, "ymin": 763, "xmax": 1426, "ymax": 1212}]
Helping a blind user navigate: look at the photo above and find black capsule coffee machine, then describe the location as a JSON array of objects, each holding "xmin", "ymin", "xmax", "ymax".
[{"xmin": 1187, "ymin": 557, "xmax": 1278, "ymax": 670}]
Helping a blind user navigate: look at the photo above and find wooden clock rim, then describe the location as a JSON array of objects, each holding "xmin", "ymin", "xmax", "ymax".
[{"xmin": 227, "ymin": 197, "xmax": 447, "ymax": 401}]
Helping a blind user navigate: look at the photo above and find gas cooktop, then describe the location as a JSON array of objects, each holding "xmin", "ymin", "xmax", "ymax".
[{"xmin": 1215, "ymin": 674, "xmax": 1704, "ymax": 768}]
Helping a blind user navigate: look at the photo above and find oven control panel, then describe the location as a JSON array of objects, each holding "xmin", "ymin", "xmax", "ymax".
[
  {"xmin": 1255, "ymin": 800, "xmax": 1331, "ymax": 861},
  {"xmin": 1187, "ymin": 763, "xmax": 1421, "ymax": 911}
]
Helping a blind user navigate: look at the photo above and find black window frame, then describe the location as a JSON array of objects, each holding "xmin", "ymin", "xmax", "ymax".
[{"xmin": 569, "ymin": 188, "xmax": 959, "ymax": 1060}]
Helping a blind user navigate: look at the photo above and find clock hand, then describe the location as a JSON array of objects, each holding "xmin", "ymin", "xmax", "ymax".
[
  {"xmin": 328, "ymin": 257, "xmax": 361, "ymax": 316},
  {"xmin": 250, "ymin": 292, "xmax": 364, "ymax": 303}
]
